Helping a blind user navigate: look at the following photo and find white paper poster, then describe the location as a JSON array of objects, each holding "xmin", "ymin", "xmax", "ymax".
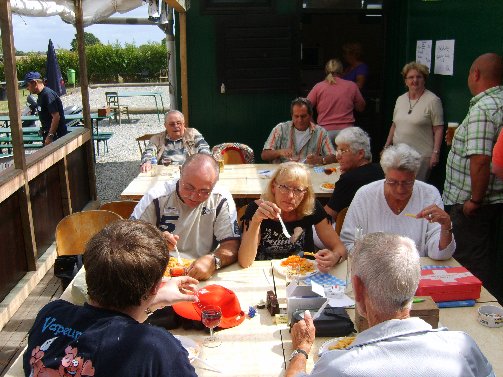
[
  {"xmin": 434, "ymin": 40, "xmax": 455, "ymax": 75},
  {"xmin": 416, "ymin": 40, "xmax": 432, "ymax": 70}
]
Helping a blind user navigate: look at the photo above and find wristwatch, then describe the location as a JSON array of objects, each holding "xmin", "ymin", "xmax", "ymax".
[
  {"xmin": 213, "ymin": 254, "xmax": 222, "ymax": 270},
  {"xmin": 289, "ymin": 349, "xmax": 308, "ymax": 361},
  {"xmin": 47, "ymin": 133, "xmax": 55, "ymax": 138}
]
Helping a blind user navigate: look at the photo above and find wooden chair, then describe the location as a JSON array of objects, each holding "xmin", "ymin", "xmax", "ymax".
[
  {"xmin": 136, "ymin": 133, "xmax": 155, "ymax": 157},
  {"xmin": 212, "ymin": 143, "xmax": 255, "ymax": 164},
  {"xmin": 335, "ymin": 207, "xmax": 349, "ymax": 235},
  {"xmin": 99, "ymin": 200, "xmax": 139, "ymax": 219},
  {"xmin": 105, "ymin": 91, "xmax": 130, "ymax": 125},
  {"xmin": 159, "ymin": 68, "xmax": 169, "ymax": 83},
  {"xmin": 55, "ymin": 210, "xmax": 122, "ymax": 256}
]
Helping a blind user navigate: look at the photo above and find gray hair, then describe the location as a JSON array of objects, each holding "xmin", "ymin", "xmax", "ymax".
[
  {"xmin": 352, "ymin": 232, "xmax": 420, "ymax": 317},
  {"xmin": 335, "ymin": 127, "xmax": 372, "ymax": 161},
  {"xmin": 380, "ymin": 143, "xmax": 421, "ymax": 175},
  {"xmin": 164, "ymin": 110, "xmax": 185, "ymax": 121}
]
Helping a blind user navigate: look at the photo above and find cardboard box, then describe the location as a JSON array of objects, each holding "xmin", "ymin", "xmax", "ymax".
[
  {"xmin": 98, "ymin": 106, "xmax": 110, "ymax": 117},
  {"xmin": 416, "ymin": 267, "xmax": 481, "ymax": 302},
  {"xmin": 355, "ymin": 296, "xmax": 439, "ymax": 332}
]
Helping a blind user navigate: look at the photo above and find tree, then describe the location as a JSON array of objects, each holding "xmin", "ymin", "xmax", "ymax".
[{"xmin": 70, "ymin": 32, "xmax": 101, "ymax": 51}]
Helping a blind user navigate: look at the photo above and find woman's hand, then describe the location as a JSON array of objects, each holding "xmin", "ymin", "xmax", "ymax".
[
  {"xmin": 429, "ymin": 153, "xmax": 439, "ymax": 168},
  {"xmin": 416, "ymin": 204, "xmax": 451, "ymax": 228},
  {"xmin": 252, "ymin": 200, "xmax": 281, "ymax": 223},
  {"xmin": 315, "ymin": 249, "xmax": 345, "ymax": 273}
]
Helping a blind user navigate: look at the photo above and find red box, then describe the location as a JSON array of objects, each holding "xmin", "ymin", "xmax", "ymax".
[{"xmin": 416, "ymin": 267, "xmax": 481, "ymax": 302}]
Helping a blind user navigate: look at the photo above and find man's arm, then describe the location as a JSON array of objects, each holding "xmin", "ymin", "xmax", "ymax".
[
  {"xmin": 286, "ymin": 311, "xmax": 315, "ymax": 377},
  {"xmin": 44, "ymin": 111, "xmax": 60, "ymax": 145},
  {"xmin": 261, "ymin": 148, "xmax": 293, "ymax": 162},
  {"xmin": 463, "ymin": 154, "xmax": 491, "ymax": 216},
  {"xmin": 188, "ymin": 239, "xmax": 239, "ymax": 281}
]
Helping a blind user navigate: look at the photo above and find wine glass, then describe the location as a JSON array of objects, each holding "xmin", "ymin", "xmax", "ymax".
[{"xmin": 201, "ymin": 305, "xmax": 222, "ymax": 347}]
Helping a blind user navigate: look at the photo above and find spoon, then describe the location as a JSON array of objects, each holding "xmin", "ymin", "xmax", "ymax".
[{"xmin": 278, "ymin": 215, "xmax": 291, "ymax": 239}]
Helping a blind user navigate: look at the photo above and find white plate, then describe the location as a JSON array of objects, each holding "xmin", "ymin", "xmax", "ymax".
[
  {"xmin": 319, "ymin": 183, "xmax": 335, "ymax": 192},
  {"xmin": 174, "ymin": 335, "xmax": 201, "ymax": 363},
  {"xmin": 318, "ymin": 336, "xmax": 356, "ymax": 356},
  {"xmin": 272, "ymin": 258, "xmax": 317, "ymax": 278}
]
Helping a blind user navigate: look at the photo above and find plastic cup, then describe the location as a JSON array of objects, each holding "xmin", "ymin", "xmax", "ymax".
[{"xmin": 446, "ymin": 122, "xmax": 459, "ymax": 146}]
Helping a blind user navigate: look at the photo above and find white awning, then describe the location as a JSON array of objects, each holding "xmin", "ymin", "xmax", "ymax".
[{"xmin": 10, "ymin": 0, "xmax": 144, "ymax": 26}]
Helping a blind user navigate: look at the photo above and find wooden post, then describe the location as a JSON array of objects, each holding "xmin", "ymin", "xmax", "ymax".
[
  {"xmin": 0, "ymin": 0, "xmax": 37, "ymax": 269},
  {"xmin": 74, "ymin": 0, "xmax": 97, "ymax": 201},
  {"xmin": 179, "ymin": 12, "xmax": 189, "ymax": 124}
]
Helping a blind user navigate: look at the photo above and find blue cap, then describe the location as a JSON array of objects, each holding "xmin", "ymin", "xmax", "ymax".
[{"xmin": 23, "ymin": 71, "xmax": 42, "ymax": 86}]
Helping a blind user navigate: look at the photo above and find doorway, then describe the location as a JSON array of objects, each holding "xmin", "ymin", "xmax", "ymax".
[{"xmin": 299, "ymin": 2, "xmax": 386, "ymax": 155}]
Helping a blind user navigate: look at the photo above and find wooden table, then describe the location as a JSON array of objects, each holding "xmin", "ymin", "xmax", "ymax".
[
  {"xmin": 117, "ymin": 91, "xmax": 165, "ymax": 121},
  {"xmin": 277, "ymin": 257, "xmax": 503, "ymax": 376},
  {"xmin": 120, "ymin": 163, "xmax": 341, "ymax": 201}
]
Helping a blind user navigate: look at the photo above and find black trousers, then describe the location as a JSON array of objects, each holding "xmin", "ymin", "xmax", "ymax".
[{"xmin": 446, "ymin": 203, "xmax": 503, "ymax": 304}]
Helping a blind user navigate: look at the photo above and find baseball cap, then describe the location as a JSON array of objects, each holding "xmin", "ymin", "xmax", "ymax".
[
  {"xmin": 23, "ymin": 71, "xmax": 42, "ymax": 86},
  {"xmin": 173, "ymin": 284, "xmax": 245, "ymax": 329}
]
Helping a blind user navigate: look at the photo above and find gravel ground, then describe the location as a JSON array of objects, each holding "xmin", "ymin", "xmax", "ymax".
[{"xmin": 61, "ymin": 86, "xmax": 170, "ymax": 202}]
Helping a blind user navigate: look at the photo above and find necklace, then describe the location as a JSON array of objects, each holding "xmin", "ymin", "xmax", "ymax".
[{"xmin": 408, "ymin": 90, "xmax": 425, "ymax": 114}]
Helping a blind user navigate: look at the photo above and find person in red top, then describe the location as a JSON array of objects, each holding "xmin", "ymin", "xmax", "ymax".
[
  {"xmin": 492, "ymin": 131, "xmax": 503, "ymax": 179},
  {"xmin": 307, "ymin": 58, "xmax": 366, "ymax": 145}
]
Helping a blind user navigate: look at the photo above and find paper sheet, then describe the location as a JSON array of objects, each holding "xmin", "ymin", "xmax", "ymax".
[
  {"xmin": 416, "ymin": 40, "xmax": 432, "ymax": 70},
  {"xmin": 434, "ymin": 40, "xmax": 455, "ymax": 75}
]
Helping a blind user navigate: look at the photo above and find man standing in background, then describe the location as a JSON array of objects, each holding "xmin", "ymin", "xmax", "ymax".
[{"xmin": 443, "ymin": 53, "xmax": 503, "ymax": 302}]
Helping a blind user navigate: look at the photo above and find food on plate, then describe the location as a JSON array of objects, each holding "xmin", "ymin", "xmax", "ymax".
[
  {"xmin": 303, "ymin": 251, "xmax": 316, "ymax": 257},
  {"xmin": 321, "ymin": 182, "xmax": 335, "ymax": 190},
  {"xmin": 328, "ymin": 336, "xmax": 356, "ymax": 350},
  {"xmin": 164, "ymin": 257, "xmax": 193, "ymax": 277},
  {"xmin": 280, "ymin": 255, "xmax": 315, "ymax": 275}
]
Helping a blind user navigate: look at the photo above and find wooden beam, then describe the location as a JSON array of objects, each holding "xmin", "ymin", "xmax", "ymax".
[
  {"xmin": 0, "ymin": 0, "xmax": 36, "ymax": 270},
  {"xmin": 179, "ymin": 12, "xmax": 189, "ymax": 124},
  {"xmin": 74, "ymin": 0, "xmax": 97, "ymax": 201},
  {"xmin": 165, "ymin": 0, "xmax": 187, "ymax": 13}
]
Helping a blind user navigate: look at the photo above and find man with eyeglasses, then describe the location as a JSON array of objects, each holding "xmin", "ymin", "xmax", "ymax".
[
  {"xmin": 140, "ymin": 110, "xmax": 210, "ymax": 172},
  {"xmin": 261, "ymin": 97, "xmax": 336, "ymax": 165},
  {"xmin": 132, "ymin": 154, "xmax": 241, "ymax": 280}
]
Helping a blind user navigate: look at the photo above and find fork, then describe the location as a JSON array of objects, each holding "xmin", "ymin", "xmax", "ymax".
[
  {"xmin": 173, "ymin": 244, "xmax": 183, "ymax": 265},
  {"xmin": 278, "ymin": 215, "xmax": 291, "ymax": 239}
]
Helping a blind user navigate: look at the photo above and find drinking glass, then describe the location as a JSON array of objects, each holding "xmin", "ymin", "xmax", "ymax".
[
  {"xmin": 201, "ymin": 305, "xmax": 222, "ymax": 347},
  {"xmin": 345, "ymin": 226, "xmax": 364, "ymax": 298}
]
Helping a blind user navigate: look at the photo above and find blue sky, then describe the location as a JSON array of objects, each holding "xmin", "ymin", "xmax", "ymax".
[{"xmin": 12, "ymin": 5, "xmax": 166, "ymax": 52}]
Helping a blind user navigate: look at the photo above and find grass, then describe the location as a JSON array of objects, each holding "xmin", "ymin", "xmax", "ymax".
[{"xmin": 0, "ymin": 89, "xmax": 30, "ymax": 113}]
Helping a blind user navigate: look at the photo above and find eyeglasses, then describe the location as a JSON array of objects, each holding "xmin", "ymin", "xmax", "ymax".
[
  {"xmin": 405, "ymin": 75, "xmax": 424, "ymax": 80},
  {"xmin": 180, "ymin": 181, "xmax": 212, "ymax": 198},
  {"xmin": 167, "ymin": 121, "xmax": 184, "ymax": 127},
  {"xmin": 276, "ymin": 183, "xmax": 307, "ymax": 198},
  {"xmin": 385, "ymin": 178, "xmax": 415, "ymax": 188},
  {"xmin": 336, "ymin": 148, "xmax": 351, "ymax": 156}
]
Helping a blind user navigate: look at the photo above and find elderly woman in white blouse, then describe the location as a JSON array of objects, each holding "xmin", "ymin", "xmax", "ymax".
[{"xmin": 340, "ymin": 143, "xmax": 455, "ymax": 260}]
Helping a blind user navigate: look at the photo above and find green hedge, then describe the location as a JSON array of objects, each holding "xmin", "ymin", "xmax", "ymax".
[{"xmin": 1, "ymin": 43, "xmax": 168, "ymax": 84}]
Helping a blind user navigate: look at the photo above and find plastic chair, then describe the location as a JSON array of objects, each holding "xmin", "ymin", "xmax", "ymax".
[
  {"xmin": 105, "ymin": 91, "xmax": 130, "ymax": 125},
  {"xmin": 335, "ymin": 207, "xmax": 349, "ymax": 235},
  {"xmin": 55, "ymin": 210, "xmax": 122, "ymax": 256},
  {"xmin": 136, "ymin": 133, "xmax": 155, "ymax": 156},
  {"xmin": 99, "ymin": 200, "xmax": 139, "ymax": 219},
  {"xmin": 212, "ymin": 143, "xmax": 255, "ymax": 164}
]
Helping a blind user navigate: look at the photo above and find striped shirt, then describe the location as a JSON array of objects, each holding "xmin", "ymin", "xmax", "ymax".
[
  {"xmin": 263, "ymin": 121, "xmax": 336, "ymax": 164},
  {"xmin": 443, "ymin": 86, "xmax": 503, "ymax": 205}
]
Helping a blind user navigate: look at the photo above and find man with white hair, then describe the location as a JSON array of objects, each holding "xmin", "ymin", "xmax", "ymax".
[
  {"xmin": 140, "ymin": 110, "xmax": 210, "ymax": 172},
  {"xmin": 287, "ymin": 232, "xmax": 494, "ymax": 377}
]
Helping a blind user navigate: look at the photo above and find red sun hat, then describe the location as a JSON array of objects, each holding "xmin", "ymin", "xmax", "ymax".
[{"xmin": 172, "ymin": 284, "xmax": 245, "ymax": 329}]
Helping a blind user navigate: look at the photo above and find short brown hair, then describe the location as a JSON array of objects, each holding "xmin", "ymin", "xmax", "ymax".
[
  {"xmin": 262, "ymin": 161, "xmax": 315, "ymax": 218},
  {"xmin": 401, "ymin": 61, "xmax": 429, "ymax": 79},
  {"xmin": 84, "ymin": 220, "xmax": 170, "ymax": 309}
]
